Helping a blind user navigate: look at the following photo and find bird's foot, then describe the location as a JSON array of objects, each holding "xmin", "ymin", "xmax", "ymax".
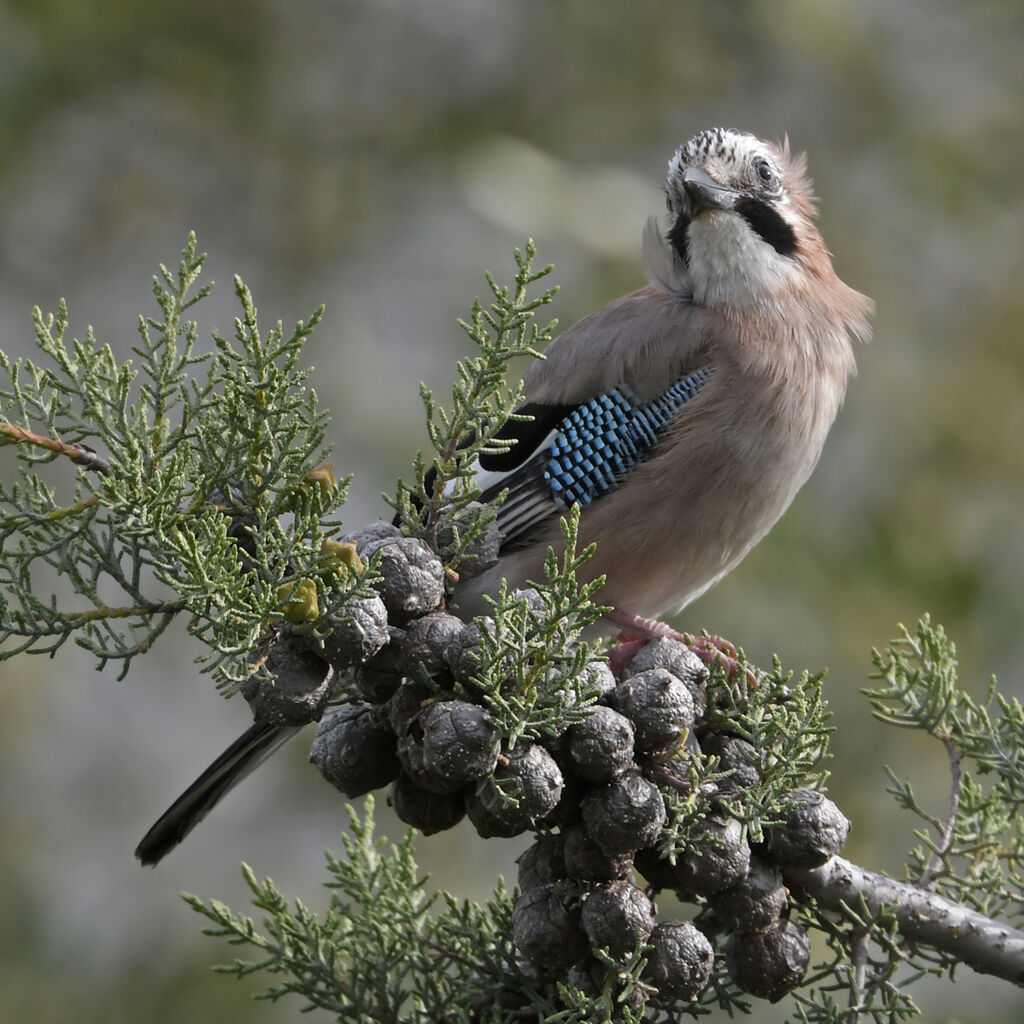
[
  {"xmin": 603, "ymin": 608, "xmax": 758, "ymax": 686},
  {"xmin": 606, "ymin": 635, "xmax": 650, "ymax": 676}
]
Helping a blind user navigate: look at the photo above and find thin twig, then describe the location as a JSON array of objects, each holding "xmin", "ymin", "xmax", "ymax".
[
  {"xmin": 65, "ymin": 601, "xmax": 185, "ymax": 622},
  {"xmin": 842, "ymin": 925, "xmax": 870, "ymax": 1023},
  {"xmin": 1, "ymin": 421, "xmax": 110, "ymax": 474},
  {"xmin": 919, "ymin": 734, "xmax": 962, "ymax": 889}
]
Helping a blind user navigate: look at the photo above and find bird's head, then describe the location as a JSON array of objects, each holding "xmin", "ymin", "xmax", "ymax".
[{"xmin": 650, "ymin": 127, "xmax": 840, "ymax": 315}]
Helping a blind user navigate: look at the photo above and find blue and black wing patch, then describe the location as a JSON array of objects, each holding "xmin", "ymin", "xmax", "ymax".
[{"xmin": 479, "ymin": 366, "xmax": 714, "ymax": 546}]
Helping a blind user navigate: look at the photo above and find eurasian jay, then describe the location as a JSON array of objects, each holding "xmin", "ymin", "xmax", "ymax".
[{"xmin": 135, "ymin": 127, "xmax": 872, "ymax": 865}]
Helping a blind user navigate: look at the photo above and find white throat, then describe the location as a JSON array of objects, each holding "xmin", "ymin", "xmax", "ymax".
[{"xmin": 686, "ymin": 210, "xmax": 801, "ymax": 313}]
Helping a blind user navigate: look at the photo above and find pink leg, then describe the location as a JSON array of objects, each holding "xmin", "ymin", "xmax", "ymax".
[
  {"xmin": 603, "ymin": 608, "xmax": 758, "ymax": 685},
  {"xmin": 607, "ymin": 636, "xmax": 649, "ymax": 676}
]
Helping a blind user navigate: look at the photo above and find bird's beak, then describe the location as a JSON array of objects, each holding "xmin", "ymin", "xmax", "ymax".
[{"xmin": 682, "ymin": 167, "xmax": 739, "ymax": 215}]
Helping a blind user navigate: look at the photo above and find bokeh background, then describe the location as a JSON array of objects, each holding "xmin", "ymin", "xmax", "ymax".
[{"xmin": 1, "ymin": 1, "xmax": 1022, "ymax": 1021}]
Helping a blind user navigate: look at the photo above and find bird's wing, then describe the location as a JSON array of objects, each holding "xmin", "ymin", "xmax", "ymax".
[
  {"xmin": 473, "ymin": 286, "xmax": 716, "ymax": 547},
  {"xmin": 523, "ymin": 286, "xmax": 709, "ymax": 405}
]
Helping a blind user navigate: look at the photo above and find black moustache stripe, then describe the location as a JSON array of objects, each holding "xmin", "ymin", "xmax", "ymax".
[
  {"xmin": 735, "ymin": 196, "xmax": 798, "ymax": 257},
  {"xmin": 668, "ymin": 212, "xmax": 691, "ymax": 265}
]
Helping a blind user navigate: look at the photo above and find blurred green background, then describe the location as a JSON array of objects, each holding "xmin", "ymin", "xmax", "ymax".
[{"xmin": 1, "ymin": 1, "xmax": 1022, "ymax": 1021}]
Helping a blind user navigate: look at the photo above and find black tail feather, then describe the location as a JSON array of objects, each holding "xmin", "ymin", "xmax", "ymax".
[{"xmin": 135, "ymin": 721, "xmax": 301, "ymax": 866}]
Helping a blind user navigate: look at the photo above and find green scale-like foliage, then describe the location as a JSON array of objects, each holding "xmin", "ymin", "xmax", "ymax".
[{"xmin": 0, "ymin": 233, "xmax": 372, "ymax": 686}]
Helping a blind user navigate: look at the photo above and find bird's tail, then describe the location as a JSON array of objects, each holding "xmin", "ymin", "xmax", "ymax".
[{"xmin": 135, "ymin": 721, "xmax": 302, "ymax": 866}]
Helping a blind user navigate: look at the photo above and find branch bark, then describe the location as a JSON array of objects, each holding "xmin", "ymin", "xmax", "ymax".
[
  {"xmin": 785, "ymin": 855, "xmax": 1024, "ymax": 987},
  {"xmin": 1, "ymin": 421, "xmax": 110, "ymax": 473}
]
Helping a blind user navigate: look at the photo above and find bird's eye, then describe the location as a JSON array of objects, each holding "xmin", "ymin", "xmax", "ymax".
[{"xmin": 755, "ymin": 159, "xmax": 777, "ymax": 188}]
